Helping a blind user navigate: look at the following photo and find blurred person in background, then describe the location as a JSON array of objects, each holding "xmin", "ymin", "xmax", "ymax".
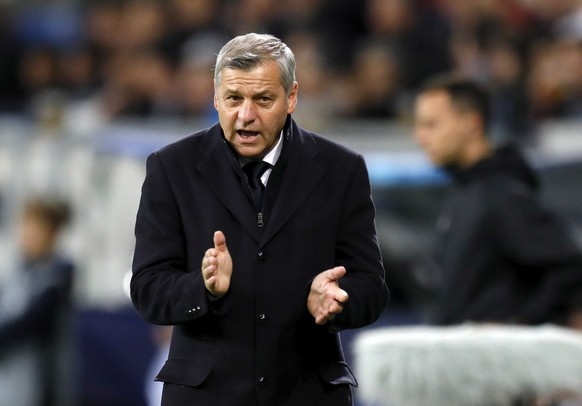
[
  {"xmin": 131, "ymin": 33, "xmax": 388, "ymax": 406},
  {"xmin": 342, "ymin": 40, "xmax": 402, "ymax": 119},
  {"xmin": 0, "ymin": 197, "xmax": 75, "ymax": 406},
  {"xmin": 364, "ymin": 0, "xmax": 451, "ymax": 91},
  {"xmin": 528, "ymin": 39, "xmax": 582, "ymax": 120},
  {"xmin": 284, "ymin": 30, "xmax": 334, "ymax": 131},
  {"xmin": 413, "ymin": 74, "xmax": 582, "ymax": 327}
]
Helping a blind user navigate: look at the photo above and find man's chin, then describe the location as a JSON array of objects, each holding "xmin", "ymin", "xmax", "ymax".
[{"xmin": 235, "ymin": 145, "xmax": 264, "ymax": 159}]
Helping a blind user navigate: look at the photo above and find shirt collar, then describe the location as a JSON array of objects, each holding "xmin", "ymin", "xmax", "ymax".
[
  {"xmin": 262, "ymin": 130, "xmax": 283, "ymax": 166},
  {"xmin": 239, "ymin": 130, "xmax": 284, "ymax": 167}
]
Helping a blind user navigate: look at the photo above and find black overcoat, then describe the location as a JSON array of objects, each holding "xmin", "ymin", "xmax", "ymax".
[{"xmin": 131, "ymin": 117, "xmax": 389, "ymax": 406}]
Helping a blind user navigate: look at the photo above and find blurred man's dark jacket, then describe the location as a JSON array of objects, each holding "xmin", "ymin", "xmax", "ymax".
[{"xmin": 426, "ymin": 144, "xmax": 582, "ymax": 325}]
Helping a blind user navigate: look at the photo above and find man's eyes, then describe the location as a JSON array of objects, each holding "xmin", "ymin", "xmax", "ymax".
[{"xmin": 224, "ymin": 95, "xmax": 273, "ymax": 104}]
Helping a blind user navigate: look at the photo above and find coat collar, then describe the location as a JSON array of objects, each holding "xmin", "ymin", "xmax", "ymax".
[{"xmin": 195, "ymin": 117, "xmax": 324, "ymax": 245}]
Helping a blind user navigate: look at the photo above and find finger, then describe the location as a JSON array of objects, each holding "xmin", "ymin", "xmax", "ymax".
[
  {"xmin": 315, "ymin": 315, "xmax": 327, "ymax": 325},
  {"xmin": 213, "ymin": 231, "xmax": 227, "ymax": 252},
  {"xmin": 328, "ymin": 301, "xmax": 344, "ymax": 315},
  {"xmin": 335, "ymin": 288, "xmax": 349, "ymax": 303},
  {"xmin": 203, "ymin": 264, "xmax": 216, "ymax": 280}
]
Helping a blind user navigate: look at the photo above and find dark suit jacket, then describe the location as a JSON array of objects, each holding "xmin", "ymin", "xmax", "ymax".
[{"xmin": 131, "ymin": 117, "xmax": 389, "ymax": 406}]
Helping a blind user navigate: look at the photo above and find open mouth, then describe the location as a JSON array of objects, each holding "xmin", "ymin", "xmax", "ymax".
[{"xmin": 237, "ymin": 130, "xmax": 260, "ymax": 140}]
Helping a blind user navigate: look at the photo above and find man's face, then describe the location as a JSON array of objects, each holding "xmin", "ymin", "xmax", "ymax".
[
  {"xmin": 19, "ymin": 215, "xmax": 56, "ymax": 260},
  {"xmin": 413, "ymin": 90, "xmax": 472, "ymax": 167},
  {"xmin": 214, "ymin": 59, "xmax": 298, "ymax": 159}
]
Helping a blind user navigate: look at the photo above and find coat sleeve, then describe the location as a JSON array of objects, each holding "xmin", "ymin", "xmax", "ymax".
[
  {"xmin": 131, "ymin": 152, "xmax": 215, "ymax": 325},
  {"xmin": 330, "ymin": 155, "xmax": 389, "ymax": 331},
  {"xmin": 495, "ymin": 185, "xmax": 582, "ymax": 324}
]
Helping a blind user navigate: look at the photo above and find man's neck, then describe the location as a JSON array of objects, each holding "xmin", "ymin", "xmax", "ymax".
[{"xmin": 459, "ymin": 137, "xmax": 492, "ymax": 168}]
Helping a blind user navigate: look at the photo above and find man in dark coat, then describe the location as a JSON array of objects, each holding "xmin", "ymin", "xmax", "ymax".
[
  {"xmin": 413, "ymin": 75, "xmax": 582, "ymax": 326},
  {"xmin": 131, "ymin": 33, "xmax": 389, "ymax": 406}
]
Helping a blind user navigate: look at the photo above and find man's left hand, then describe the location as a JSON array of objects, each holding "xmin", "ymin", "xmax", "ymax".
[{"xmin": 307, "ymin": 266, "xmax": 349, "ymax": 325}]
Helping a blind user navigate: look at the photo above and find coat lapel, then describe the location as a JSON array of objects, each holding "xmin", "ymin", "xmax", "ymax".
[
  {"xmin": 260, "ymin": 121, "xmax": 324, "ymax": 247},
  {"xmin": 195, "ymin": 125, "xmax": 263, "ymax": 242}
]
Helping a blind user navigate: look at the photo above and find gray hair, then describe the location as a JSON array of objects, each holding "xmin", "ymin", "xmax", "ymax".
[{"xmin": 214, "ymin": 33, "xmax": 296, "ymax": 95}]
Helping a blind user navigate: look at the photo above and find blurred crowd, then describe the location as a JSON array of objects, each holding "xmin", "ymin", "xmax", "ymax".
[{"xmin": 0, "ymin": 0, "xmax": 581, "ymax": 138}]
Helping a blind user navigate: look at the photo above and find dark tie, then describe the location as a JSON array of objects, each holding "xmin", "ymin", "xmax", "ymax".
[{"xmin": 243, "ymin": 161, "xmax": 271, "ymax": 211}]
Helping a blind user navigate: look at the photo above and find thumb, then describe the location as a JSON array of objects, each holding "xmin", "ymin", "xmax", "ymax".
[
  {"xmin": 214, "ymin": 230, "xmax": 227, "ymax": 252},
  {"xmin": 327, "ymin": 266, "xmax": 347, "ymax": 281}
]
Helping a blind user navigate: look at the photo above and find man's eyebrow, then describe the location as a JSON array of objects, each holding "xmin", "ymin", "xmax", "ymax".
[{"xmin": 253, "ymin": 90, "xmax": 274, "ymax": 97}]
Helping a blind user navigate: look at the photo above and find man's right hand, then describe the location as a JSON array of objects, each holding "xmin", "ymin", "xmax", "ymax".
[{"xmin": 201, "ymin": 231, "xmax": 232, "ymax": 297}]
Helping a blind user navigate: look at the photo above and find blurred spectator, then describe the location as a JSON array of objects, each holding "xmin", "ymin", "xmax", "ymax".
[
  {"xmin": 528, "ymin": 40, "xmax": 582, "ymax": 120},
  {"xmin": 0, "ymin": 197, "xmax": 75, "ymax": 406},
  {"xmin": 341, "ymin": 40, "xmax": 402, "ymax": 119},
  {"xmin": 171, "ymin": 33, "xmax": 226, "ymax": 120},
  {"xmin": 364, "ymin": 0, "xmax": 451, "ymax": 90},
  {"xmin": 224, "ymin": 0, "xmax": 277, "ymax": 36},
  {"xmin": 161, "ymin": 0, "xmax": 226, "ymax": 65},
  {"xmin": 0, "ymin": 0, "xmax": 581, "ymax": 128},
  {"xmin": 285, "ymin": 30, "xmax": 334, "ymax": 130},
  {"xmin": 412, "ymin": 75, "xmax": 582, "ymax": 326},
  {"xmin": 486, "ymin": 37, "xmax": 532, "ymax": 141},
  {"xmin": 99, "ymin": 49, "xmax": 175, "ymax": 118}
]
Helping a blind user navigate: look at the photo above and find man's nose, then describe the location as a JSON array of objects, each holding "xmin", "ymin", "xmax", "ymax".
[{"xmin": 238, "ymin": 99, "xmax": 257, "ymax": 124}]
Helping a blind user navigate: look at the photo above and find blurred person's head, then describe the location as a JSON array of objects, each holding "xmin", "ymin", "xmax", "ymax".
[
  {"xmin": 284, "ymin": 31, "xmax": 332, "ymax": 129},
  {"xmin": 414, "ymin": 75, "xmax": 491, "ymax": 168},
  {"xmin": 19, "ymin": 198, "xmax": 71, "ymax": 261},
  {"xmin": 285, "ymin": 31, "xmax": 327, "ymax": 98},
  {"xmin": 175, "ymin": 60, "xmax": 215, "ymax": 116},
  {"xmin": 100, "ymin": 49, "xmax": 174, "ymax": 117},
  {"xmin": 224, "ymin": 0, "xmax": 277, "ymax": 35},
  {"xmin": 85, "ymin": 0, "xmax": 124, "ymax": 52},
  {"xmin": 213, "ymin": 33, "xmax": 298, "ymax": 159},
  {"xmin": 349, "ymin": 41, "xmax": 401, "ymax": 118},
  {"xmin": 487, "ymin": 39, "xmax": 523, "ymax": 86},
  {"xmin": 440, "ymin": 0, "xmax": 482, "ymax": 31},
  {"xmin": 168, "ymin": 0, "xmax": 218, "ymax": 30},
  {"xmin": 56, "ymin": 47, "xmax": 95, "ymax": 94},
  {"xmin": 527, "ymin": 40, "xmax": 582, "ymax": 118},
  {"xmin": 278, "ymin": 0, "xmax": 324, "ymax": 24},
  {"xmin": 449, "ymin": 33, "xmax": 488, "ymax": 80},
  {"xmin": 175, "ymin": 37, "xmax": 218, "ymax": 116},
  {"xmin": 19, "ymin": 48, "xmax": 57, "ymax": 94},
  {"xmin": 118, "ymin": 0, "xmax": 167, "ymax": 51},
  {"xmin": 366, "ymin": 0, "xmax": 415, "ymax": 36}
]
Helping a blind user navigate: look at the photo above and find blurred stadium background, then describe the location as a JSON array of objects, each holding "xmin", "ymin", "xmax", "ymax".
[{"xmin": 0, "ymin": 0, "xmax": 580, "ymax": 404}]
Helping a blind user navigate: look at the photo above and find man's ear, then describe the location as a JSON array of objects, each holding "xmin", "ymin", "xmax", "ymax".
[
  {"xmin": 287, "ymin": 82, "xmax": 299, "ymax": 114},
  {"xmin": 213, "ymin": 79, "xmax": 218, "ymax": 109}
]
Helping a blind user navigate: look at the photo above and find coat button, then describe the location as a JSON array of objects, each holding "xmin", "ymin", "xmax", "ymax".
[
  {"xmin": 258, "ymin": 313, "xmax": 267, "ymax": 323},
  {"xmin": 257, "ymin": 376, "xmax": 267, "ymax": 386},
  {"xmin": 257, "ymin": 251, "xmax": 264, "ymax": 261},
  {"xmin": 185, "ymin": 306, "xmax": 201, "ymax": 319}
]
